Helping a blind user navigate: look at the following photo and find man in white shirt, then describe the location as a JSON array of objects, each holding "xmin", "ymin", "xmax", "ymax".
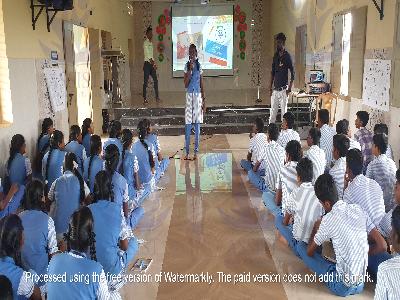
[
  {"xmin": 248, "ymin": 123, "xmax": 285, "ymax": 192},
  {"xmin": 297, "ymin": 174, "xmax": 388, "ymax": 297},
  {"xmin": 241, "ymin": 118, "xmax": 267, "ymax": 172},
  {"xmin": 318, "ymin": 109, "xmax": 336, "ymax": 167},
  {"xmin": 277, "ymin": 112, "xmax": 300, "ymax": 149},
  {"xmin": 143, "ymin": 26, "xmax": 159, "ymax": 104},
  {"xmin": 329, "ymin": 134, "xmax": 350, "ymax": 200},
  {"xmin": 275, "ymin": 158, "xmax": 324, "ymax": 256},
  {"xmin": 336, "ymin": 119, "xmax": 361, "ymax": 151},
  {"xmin": 305, "ymin": 127, "xmax": 326, "ymax": 184}
]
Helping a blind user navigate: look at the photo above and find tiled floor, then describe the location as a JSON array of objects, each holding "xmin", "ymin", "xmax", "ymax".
[{"xmin": 121, "ymin": 134, "xmax": 375, "ymax": 300}]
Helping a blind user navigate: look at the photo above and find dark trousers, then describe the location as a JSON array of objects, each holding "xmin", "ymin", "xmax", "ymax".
[{"xmin": 143, "ymin": 61, "xmax": 159, "ymax": 100}]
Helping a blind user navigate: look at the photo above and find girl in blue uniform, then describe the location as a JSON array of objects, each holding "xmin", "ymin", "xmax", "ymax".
[
  {"xmin": 83, "ymin": 135, "xmax": 104, "ymax": 193},
  {"xmin": 65, "ymin": 125, "xmax": 86, "ymax": 174},
  {"xmin": 0, "ymin": 181, "xmax": 25, "ymax": 219},
  {"xmin": 42, "ymin": 130, "xmax": 66, "ymax": 192},
  {"xmin": 81, "ymin": 118, "xmax": 93, "ymax": 157},
  {"xmin": 89, "ymin": 171, "xmax": 138, "ymax": 292},
  {"xmin": 6, "ymin": 134, "xmax": 32, "ymax": 188},
  {"xmin": 105, "ymin": 144, "xmax": 144, "ymax": 229},
  {"xmin": 144, "ymin": 119, "xmax": 170, "ymax": 181},
  {"xmin": 132, "ymin": 120, "xmax": 156, "ymax": 191},
  {"xmin": 47, "ymin": 207, "xmax": 112, "ymax": 300},
  {"xmin": 34, "ymin": 118, "xmax": 54, "ymax": 179},
  {"xmin": 121, "ymin": 129, "xmax": 149, "ymax": 206},
  {"xmin": 103, "ymin": 120, "xmax": 123, "ymax": 157},
  {"xmin": 19, "ymin": 180, "xmax": 58, "ymax": 287},
  {"xmin": 49, "ymin": 152, "xmax": 90, "ymax": 245},
  {"xmin": 0, "ymin": 215, "xmax": 41, "ymax": 300}
]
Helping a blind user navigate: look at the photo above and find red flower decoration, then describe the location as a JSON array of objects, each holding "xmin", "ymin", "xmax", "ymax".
[
  {"xmin": 161, "ymin": 26, "xmax": 166, "ymax": 35},
  {"xmin": 158, "ymin": 15, "xmax": 166, "ymax": 26},
  {"xmin": 237, "ymin": 23, "xmax": 248, "ymax": 32},
  {"xmin": 238, "ymin": 12, "xmax": 246, "ymax": 24},
  {"xmin": 156, "ymin": 26, "xmax": 162, "ymax": 34},
  {"xmin": 235, "ymin": 5, "xmax": 241, "ymax": 14},
  {"xmin": 164, "ymin": 8, "xmax": 170, "ymax": 16},
  {"xmin": 166, "ymin": 16, "xmax": 171, "ymax": 25},
  {"xmin": 157, "ymin": 42, "xmax": 165, "ymax": 53}
]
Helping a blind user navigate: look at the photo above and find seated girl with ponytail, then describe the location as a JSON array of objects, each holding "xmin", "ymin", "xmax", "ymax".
[
  {"xmin": 0, "ymin": 215, "xmax": 42, "ymax": 300},
  {"xmin": 48, "ymin": 152, "xmax": 90, "ymax": 245},
  {"xmin": 0, "ymin": 181, "xmax": 25, "ymax": 219},
  {"xmin": 47, "ymin": 207, "xmax": 113, "ymax": 300},
  {"xmin": 42, "ymin": 130, "xmax": 66, "ymax": 191},
  {"xmin": 6, "ymin": 134, "xmax": 32, "ymax": 187},
  {"xmin": 89, "ymin": 171, "xmax": 139, "ymax": 293},
  {"xmin": 121, "ymin": 129, "xmax": 150, "ymax": 206},
  {"xmin": 83, "ymin": 135, "xmax": 104, "ymax": 193},
  {"xmin": 65, "ymin": 125, "xmax": 86, "ymax": 174},
  {"xmin": 81, "ymin": 118, "xmax": 94, "ymax": 157},
  {"xmin": 144, "ymin": 118, "xmax": 170, "ymax": 180},
  {"xmin": 34, "ymin": 118, "xmax": 54, "ymax": 179},
  {"xmin": 104, "ymin": 144, "xmax": 144, "ymax": 229},
  {"xmin": 131, "ymin": 120, "xmax": 157, "ymax": 191},
  {"xmin": 103, "ymin": 120, "xmax": 123, "ymax": 158},
  {"xmin": 19, "ymin": 180, "xmax": 58, "ymax": 288}
]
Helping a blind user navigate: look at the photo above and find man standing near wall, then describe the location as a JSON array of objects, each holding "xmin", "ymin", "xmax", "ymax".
[
  {"xmin": 143, "ymin": 26, "xmax": 160, "ymax": 104},
  {"xmin": 269, "ymin": 33, "xmax": 295, "ymax": 123}
]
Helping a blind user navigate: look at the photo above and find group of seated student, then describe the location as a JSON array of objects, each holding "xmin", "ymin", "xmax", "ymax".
[
  {"xmin": 242, "ymin": 109, "xmax": 399, "ymax": 298},
  {"xmin": 0, "ymin": 116, "xmax": 170, "ymax": 299}
]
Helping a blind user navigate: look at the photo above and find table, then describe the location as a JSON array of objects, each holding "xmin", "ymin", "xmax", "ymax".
[{"xmin": 291, "ymin": 92, "xmax": 321, "ymax": 127}]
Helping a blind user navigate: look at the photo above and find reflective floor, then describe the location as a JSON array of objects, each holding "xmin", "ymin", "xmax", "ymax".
[{"xmin": 121, "ymin": 134, "xmax": 374, "ymax": 300}]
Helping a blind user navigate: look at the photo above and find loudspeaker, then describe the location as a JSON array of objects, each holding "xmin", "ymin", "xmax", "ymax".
[{"xmin": 38, "ymin": 0, "xmax": 73, "ymax": 11}]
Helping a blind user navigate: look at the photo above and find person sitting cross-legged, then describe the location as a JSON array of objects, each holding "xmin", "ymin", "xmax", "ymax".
[
  {"xmin": 305, "ymin": 127, "xmax": 326, "ymax": 184},
  {"xmin": 329, "ymin": 134, "xmax": 350, "ymax": 200},
  {"xmin": 336, "ymin": 119, "xmax": 361, "ymax": 151},
  {"xmin": 277, "ymin": 112, "xmax": 300, "ymax": 150},
  {"xmin": 318, "ymin": 109, "xmax": 336, "ymax": 168}
]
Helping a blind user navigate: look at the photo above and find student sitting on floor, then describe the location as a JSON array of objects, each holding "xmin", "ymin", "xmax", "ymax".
[
  {"xmin": 0, "ymin": 275, "xmax": 13, "ymax": 300},
  {"xmin": 297, "ymin": 174, "xmax": 387, "ymax": 297},
  {"xmin": 81, "ymin": 118, "xmax": 93, "ymax": 157},
  {"xmin": 88, "ymin": 171, "xmax": 139, "ymax": 295},
  {"xmin": 0, "ymin": 215, "xmax": 41, "ymax": 300},
  {"xmin": 105, "ymin": 144, "xmax": 144, "ymax": 229},
  {"xmin": 366, "ymin": 133, "xmax": 397, "ymax": 212},
  {"xmin": 374, "ymin": 205, "xmax": 400, "ymax": 300},
  {"xmin": 103, "ymin": 120, "xmax": 123, "ymax": 158},
  {"xmin": 241, "ymin": 117, "xmax": 267, "ymax": 172},
  {"xmin": 48, "ymin": 153, "xmax": 90, "ymax": 245},
  {"xmin": 374, "ymin": 123, "xmax": 394, "ymax": 161},
  {"xmin": 318, "ymin": 109, "xmax": 336, "ymax": 168},
  {"xmin": 65, "ymin": 125, "xmax": 86, "ymax": 174},
  {"xmin": 305, "ymin": 128, "xmax": 326, "ymax": 183},
  {"xmin": 83, "ymin": 135, "xmax": 104, "ymax": 193},
  {"xmin": 336, "ymin": 119, "xmax": 361, "ymax": 150},
  {"xmin": 47, "ymin": 207, "xmax": 112, "ymax": 300},
  {"xmin": 354, "ymin": 111, "xmax": 374, "ymax": 173},
  {"xmin": 264, "ymin": 140, "xmax": 302, "ymax": 217},
  {"xmin": 132, "ymin": 120, "xmax": 157, "ymax": 192},
  {"xmin": 5, "ymin": 134, "xmax": 32, "ymax": 188},
  {"xmin": 329, "ymin": 134, "xmax": 350, "ymax": 200},
  {"xmin": 0, "ymin": 181, "xmax": 25, "ymax": 219},
  {"xmin": 42, "ymin": 130, "xmax": 66, "ymax": 192},
  {"xmin": 248, "ymin": 123, "xmax": 285, "ymax": 193},
  {"xmin": 121, "ymin": 129, "xmax": 149, "ymax": 206},
  {"xmin": 378, "ymin": 169, "xmax": 400, "ymax": 239},
  {"xmin": 275, "ymin": 157, "xmax": 324, "ymax": 256},
  {"xmin": 277, "ymin": 112, "xmax": 300, "ymax": 149},
  {"xmin": 144, "ymin": 119, "xmax": 170, "ymax": 180},
  {"xmin": 19, "ymin": 180, "xmax": 58, "ymax": 288},
  {"xmin": 34, "ymin": 117, "xmax": 54, "ymax": 179}
]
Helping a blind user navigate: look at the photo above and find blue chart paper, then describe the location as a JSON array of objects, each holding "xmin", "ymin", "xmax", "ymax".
[{"xmin": 205, "ymin": 40, "xmax": 228, "ymax": 60}]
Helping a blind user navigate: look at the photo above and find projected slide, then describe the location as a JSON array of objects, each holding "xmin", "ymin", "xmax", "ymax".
[{"xmin": 172, "ymin": 5, "xmax": 234, "ymax": 77}]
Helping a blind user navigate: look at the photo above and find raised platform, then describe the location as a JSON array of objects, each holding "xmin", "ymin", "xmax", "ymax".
[{"xmin": 110, "ymin": 103, "xmax": 315, "ymax": 137}]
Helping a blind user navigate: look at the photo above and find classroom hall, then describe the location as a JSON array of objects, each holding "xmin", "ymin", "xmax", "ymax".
[{"xmin": 0, "ymin": 0, "xmax": 399, "ymax": 299}]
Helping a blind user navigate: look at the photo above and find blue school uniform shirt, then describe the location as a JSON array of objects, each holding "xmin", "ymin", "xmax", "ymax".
[
  {"xmin": 19, "ymin": 210, "xmax": 58, "ymax": 286},
  {"xmin": 38, "ymin": 134, "xmax": 50, "ymax": 154},
  {"xmin": 42, "ymin": 149, "xmax": 66, "ymax": 190},
  {"xmin": 82, "ymin": 133, "xmax": 91, "ymax": 157},
  {"xmin": 89, "ymin": 200, "xmax": 125, "ymax": 275},
  {"xmin": 0, "ymin": 184, "xmax": 25, "ymax": 219},
  {"xmin": 47, "ymin": 252, "xmax": 103, "ymax": 300},
  {"xmin": 0, "ymin": 256, "xmax": 33, "ymax": 300},
  {"xmin": 65, "ymin": 140, "xmax": 86, "ymax": 173},
  {"xmin": 7, "ymin": 153, "xmax": 31, "ymax": 186},
  {"xmin": 131, "ymin": 140, "xmax": 153, "ymax": 184},
  {"xmin": 121, "ymin": 152, "xmax": 139, "ymax": 199},
  {"xmin": 83, "ymin": 155, "xmax": 104, "ymax": 192},
  {"xmin": 186, "ymin": 60, "xmax": 202, "ymax": 93},
  {"xmin": 48, "ymin": 171, "xmax": 81, "ymax": 235},
  {"xmin": 103, "ymin": 137, "xmax": 123, "ymax": 169},
  {"xmin": 112, "ymin": 171, "xmax": 129, "ymax": 207},
  {"xmin": 146, "ymin": 133, "xmax": 160, "ymax": 168}
]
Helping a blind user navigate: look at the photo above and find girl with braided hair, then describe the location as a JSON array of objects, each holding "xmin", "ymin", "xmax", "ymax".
[
  {"xmin": 65, "ymin": 125, "xmax": 86, "ymax": 174},
  {"xmin": 81, "ymin": 118, "xmax": 93, "ymax": 157},
  {"xmin": 89, "ymin": 171, "xmax": 139, "ymax": 292},
  {"xmin": 34, "ymin": 117, "xmax": 54, "ymax": 177},
  {"xmin": 83, "ymin": 135, "xmax": 104, "ymax": 193},
  {"xmin": 19, "ymin": 180, "xmax": 58, "ymax": 287},
  {"xmin": 0, "ymin": 215, "xmax": 41, "ymax": 299},
  {"xmin": 42, "ymin": 130, "xmax": 66, "ymax": 192},
  {"xmin": 103, "ymin": 120, "xmax": 123, "ymax": 168},
  {"xmin": 104, "ymin": 144, "xmax": 144, "ymax": 229},
  {"xmin": 47, "ymin": 207, "xmax": 112, "ymax": 299},
  {"xmin": 48, "ymin": 152, "xmax": 91, "ymax": 244},
  {"xmin": 6, "ymin": 134, "xmax": 32, "ymax": 187}
]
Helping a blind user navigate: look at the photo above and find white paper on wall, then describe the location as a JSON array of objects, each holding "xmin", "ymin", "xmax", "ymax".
[
  {"xmin": 44, "ymin": 67, "xmax": 67, "ymax": 112},
  {"xmin": 362, "ymin": 59, "xmax": 391, "ymax": 112}
]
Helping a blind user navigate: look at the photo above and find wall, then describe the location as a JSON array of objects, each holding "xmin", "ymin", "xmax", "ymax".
[{"xmin": 0, "ymin": 0, "xmax": 135, "ymax": 175}]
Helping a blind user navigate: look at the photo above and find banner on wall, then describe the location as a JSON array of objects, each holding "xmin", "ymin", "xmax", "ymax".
[{"xmin": 43, "ymin": 67, "xmax": 67, "ymax": 112}]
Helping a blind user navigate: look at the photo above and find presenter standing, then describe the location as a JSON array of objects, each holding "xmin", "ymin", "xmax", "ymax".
[
  {"xmin": 269, "ymin": 33, "xmax": 295, "ymax": 123},
  {"xmin": 183, "ymin": 44, "xmax": 205, "ymax": 161},
  {"xmin": 143, "ymin": 26, "xmax": 160, "ymax": 104}
]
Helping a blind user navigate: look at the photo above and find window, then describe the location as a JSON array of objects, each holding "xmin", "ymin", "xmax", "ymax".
[
  {"xmin": 340, "ymin": 13, "xmax": 352, "ymax": 96},
  {"xmin": 295, "ymin": 25, "xmax": 307, "ymax": 89}
]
